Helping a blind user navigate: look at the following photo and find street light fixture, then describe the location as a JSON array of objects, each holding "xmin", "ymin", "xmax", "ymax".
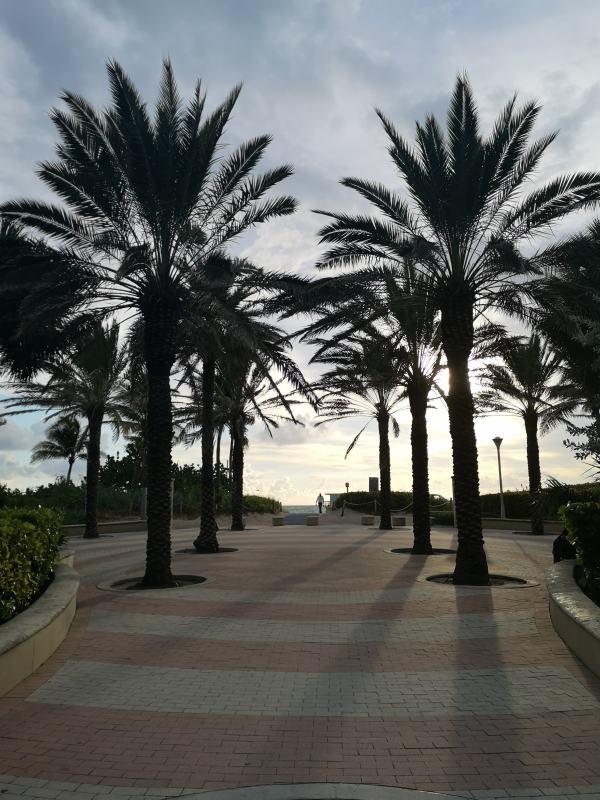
[
  {"xmin": 345, "ymin": 482, "xmax": 350, "ymax": 494},
  {"xmin": 492, "ymin": 437, "xmax": 506, "ymax": 519}
]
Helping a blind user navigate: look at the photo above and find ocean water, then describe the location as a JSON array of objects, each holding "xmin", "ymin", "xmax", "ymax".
[{"xmin": 283, "ymin": 504, "xmax": 328, "ymax": 514}]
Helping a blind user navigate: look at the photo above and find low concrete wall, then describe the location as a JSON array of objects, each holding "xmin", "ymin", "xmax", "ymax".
[
  {"xmin": 62, "ymin": 519, "xmax": 147, "ymax": 537},
  {"xmin": 0, "ymin": 562, "xmax": 80, "ymax": 697},
  {"xmin": 547, "ymin": 560, "xmax": 600, "ymax": 679},
  {"xmin": 482, "ymin": 517, "xmax": 563, "ymax": 534}
]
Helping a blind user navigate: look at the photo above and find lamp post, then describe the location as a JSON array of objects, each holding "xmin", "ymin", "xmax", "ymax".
[
  {"xmin": 492, "ymin": 437, "xmax": 506, "ymax": 519},
  {"xmin": 345, "ymin": 482, "xmax": 349, "ymax": 494}
]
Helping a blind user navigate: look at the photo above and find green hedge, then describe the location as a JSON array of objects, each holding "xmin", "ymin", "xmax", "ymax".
[
  {"xmin": 242, "ymin": 495, "xmax": 282, "ymax": 513},
  {"xmin": 0, "ymin": 507, "xmax": 63, "ymax": 624},
  {"xmin": 481, "ymin": 484, "xmax": 600, "ymax": 520},
  {"xmin": 334, "ymin": 491, "xmax": 451, "ymax": 512},
  {"xmin": 560, "ymin": 502, "xmax": 600, "ymax": 606},
  {"xmin": 431, "ymin": 510, "xmax": 455, "ymax": 526},
  {"xmin": 0, "ymin": 481, "xmax": 136, "ymax": 524}
]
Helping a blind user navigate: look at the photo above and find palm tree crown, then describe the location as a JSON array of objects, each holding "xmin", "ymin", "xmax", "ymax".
[
  {"xmin": 31, "ymin": 416, "xmax": 87, "ymax": 483},
  {"xmin": 313, "ymin": 330, "xmax": 406, "ymax": 530},
  {"xmin": 479, "ymin": 333, "xmax": 577, "ymax": 534},
  {"xmin": 4, "ymin": 321, "xmax": 129, "ymax": 537}
]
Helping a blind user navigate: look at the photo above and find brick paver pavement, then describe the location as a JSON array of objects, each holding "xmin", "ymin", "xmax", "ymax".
[{"xmin": 1, "ymin": 521, "xmax": 599, "ymax": 799}]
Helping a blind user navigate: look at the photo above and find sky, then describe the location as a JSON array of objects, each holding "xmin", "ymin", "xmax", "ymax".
[{"xmin": 1, "ymin": 0, "xmax": 599, "ymax": 504}]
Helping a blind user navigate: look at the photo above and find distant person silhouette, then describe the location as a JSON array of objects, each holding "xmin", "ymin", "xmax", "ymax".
[{"xmin": 316, "ymin": 493, "xmax": 324, "ymax": 514}]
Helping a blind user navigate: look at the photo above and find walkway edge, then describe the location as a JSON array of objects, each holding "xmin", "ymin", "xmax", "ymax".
[
  {"xmin": 0, "ymin": 562, "xmax": 79, "ymax": 697},
  {"xmin": 190, "ymin": 783, "xmax": 458, "ymax": 799},
  {"xmin": 547, "ymin": 560, "xmax": 600, "ymax": 679}
]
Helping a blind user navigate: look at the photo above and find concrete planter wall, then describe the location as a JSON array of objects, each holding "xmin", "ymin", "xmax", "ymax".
[
  {"xmin": 547, "ymin": 560, "xmax": 600, "ymax": 679},
  {"xmin": 62, "ymin": 518, "xmax": 147, "ymax": 537},
  {"xmin": 482, "ymin": 517, "xmax": 563, "ymax": 533},
  {"xmin": 0, "ymin": 562, "xmax": 80, "ymax": 697}
]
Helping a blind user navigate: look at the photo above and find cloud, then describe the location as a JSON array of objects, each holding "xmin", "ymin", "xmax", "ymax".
[
  {"xmin": 0, "ymin": 419, "xmax": 37, "ymax": 452},
  {"xmin": 2, "ymin": 0, "xmax": 600, "ymax": 500}
]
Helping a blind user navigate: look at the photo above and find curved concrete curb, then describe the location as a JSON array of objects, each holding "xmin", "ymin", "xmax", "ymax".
[
  {"xmin": 186, "ymin": 784, "xmax": 457, "ymax": 800},
  {"xmin": 0, "ymin": 562, "xmax": 79, "ymax": 697},
  {"xmin": 547, "ymin": 560, "xmax": 600, "ymax": 679}
]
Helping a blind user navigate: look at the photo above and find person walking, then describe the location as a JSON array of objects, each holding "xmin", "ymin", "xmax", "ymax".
[{"xmin": 316, "ymin": 493, "xmax": 325, "ymax": 514}]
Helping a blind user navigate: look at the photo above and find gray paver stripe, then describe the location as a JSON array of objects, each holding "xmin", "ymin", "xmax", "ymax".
[
  {"xmin": 88, "ymin": 608, "xmax": 536, "ymax": 643},
  {"xmin": 138, "ymin": 585, "xmax": 504, "ymax": 604},
  {"xmin": 27, "ymin": 660, "xmax": 598, "ymax": 717},
  {"xmin": 2, "ymin": 777, "xmax": 600, "ymax": 800}
]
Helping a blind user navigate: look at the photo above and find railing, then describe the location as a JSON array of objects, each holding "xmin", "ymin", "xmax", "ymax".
[{"xmin": 340, "ymin": 498, "xmax": 452, "ymax": 517}]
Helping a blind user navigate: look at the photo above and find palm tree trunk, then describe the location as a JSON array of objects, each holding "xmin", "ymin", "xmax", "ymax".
[
  {"xmin": 230, "ymin": 420, "xmax": 245, "ymax": 531},
  {"xmin": 377, "ymin": 411, "xmax": 393, "ymax": 530},
  {"xmin": 215, "ymin": 424, "xmax": 223, "ymax": 512},
  {"xmin": 66, "ymin": 455, "xmax": 74, "ymax": 484},
  {"xmin": 141, "ymin": 303, "xmax": 176, "ymax": 588},
  {"xmin": 194, "ymin": 356, "xmax": 220, "ymax": 552},
  {"xmin": 442, "ymin": 298, "xmax": 489, "ymax": 585},
  {"xmin": 524, "ymin": 410, "xmax": 544, "ymax": 535},
  {"xmin": 408, "ymin": 385, "xmax": 432, "ymax": 554},
  {"xmin": 83, "ymin": 411, "xmax": 102, "ymax": 539}
]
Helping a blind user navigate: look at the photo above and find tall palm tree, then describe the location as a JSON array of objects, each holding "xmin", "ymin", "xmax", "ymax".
[
  {"xmin": 313, "ymin": 75, "xmax": 600, "ymax": 583},
  {"xmin": 178, "ymin": 311, "xmax": 313, "ymax": 540},
  {"xmin": 479, "ymin": 334, "xmax": 577, "ymax": 535},
  {"xmin": 31, "ymin": 416, "xmax": 87, "ymax": 483},
  {"xmin": 313, "ymin": 330, "xmax": 406, "ymax": 530},
  {"xmin": 219, "ymin": 356, "xmax": 302, "ymax": 530},
  {"xmin": 295, "ymin": 264, "xmax": 441, "ymax": 551},
  {"xmin": 0, "ymin": 60, "xmax": 296, "ymax": 586},
  {"xmin": 5, "ymin": 322, "xmax": 129, "ymax": 537}
]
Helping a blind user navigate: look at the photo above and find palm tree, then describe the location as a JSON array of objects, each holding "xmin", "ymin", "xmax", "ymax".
[
  {"xmin": 313, "ymin": 330, "xmax": 406, "ymax": 530},
  {"xmin": 177, "ymin": 302, "xmax": 313, "ymax": 541},
  {"xmin": 296, "ymin": 264, "xmax": 441, "ymax": 551},
  {"xmin": 313, "ymin": 75, "xmax": 600, "ymax": 583},
  {"xmin": 31, "ymin": 416, "xmax": 87, "ymax": 483},
  {"xmin": 0, "ymin": 60, "xmax": 296, "ymax": 586},
  {"xmin": 479, "ymin": 334, "xmax": 577, "ymax": 535},
  {"xmin": 5, "ymin": 322, "xmax": 129, "ymax": 537},
  {"xmin": 219, "ymin": 356, "xmax": 302, "ymax": 530}
]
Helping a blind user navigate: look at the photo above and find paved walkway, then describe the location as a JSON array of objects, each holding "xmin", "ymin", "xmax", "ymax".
[{"xmin": 1, "ymin": 521, "xmax": 600, "ymax": 799}]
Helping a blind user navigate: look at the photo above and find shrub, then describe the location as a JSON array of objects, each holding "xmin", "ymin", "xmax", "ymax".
[
  {"xmin": 481, "ymin": 483, "xmax": 600, "ymax": 521},
  {"xmin": 431, "ymin": 510, "xmax": 455, "ymax": 526},
  {"xmin": 334, "ymin": 491, "xmax": 451, "ymax": 512},
  {"xmin": 0, "ymin": 507, "xmax": 63, "ymax": 623},
  {"xmin": 243, "ymin": 495, "xmax": 282, "ymax": 513},
  {"xmin": 560, "ymin": 502, "xmax": 600, "ymax": 606}
]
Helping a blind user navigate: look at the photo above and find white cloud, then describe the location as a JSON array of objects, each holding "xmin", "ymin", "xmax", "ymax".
[{"xmin": 1, "ymin": 0, "xmax": 599, "ymax": 501}]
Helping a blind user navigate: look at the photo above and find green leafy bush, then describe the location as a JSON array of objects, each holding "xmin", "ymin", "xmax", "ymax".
[
  {"xmin": 0, "ymin": 507, "xmax": 63, "ymax": 623},
  {"xmin": 431, "ymin": 510, "xmax": 455, "ymax": 526},
  {"xmin": 243, "ymin": 495, "xmax": 282, "ymax": 513},
  {"xmin": 481, "ymin": 483, "xmax": 600, "ymax": 520},
  {"xmin": 334, "ymin": 491, "xmax": 451, "ymax": 512},
  {"xmin": 560, "ymin": 502, "xmax": 600, "ymax": 606}
]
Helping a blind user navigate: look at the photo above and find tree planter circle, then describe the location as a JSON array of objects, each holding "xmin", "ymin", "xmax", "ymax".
[
  {"xmin": 387, "ymin": 547, "xmax": 457, "ymax": 555},
  {"xmin": 425, "ymin": 572, "xmax": 537, "ymax": 588},
  {"xmin": 98, "ymin": 575, "xmax": 211, "ymax": 592},
  {"xmin": 175, "ymin": 547, "xmax": 239, "ymax": 554}
]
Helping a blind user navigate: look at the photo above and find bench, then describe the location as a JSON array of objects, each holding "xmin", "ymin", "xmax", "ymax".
[
  {"xmin": 393, "ymin": 516, "xmax": 407, "ymax": 527},
  {"xmin": 306, "ymin": 515, "xmax": 319, "ymax": 526},
  {"xmin": 272, "ymin": 516, "xmax": 284, "ymax": 527},
  {"xmin": 361, "ymin": 515, "xmax": 375, "ymax": 525}
]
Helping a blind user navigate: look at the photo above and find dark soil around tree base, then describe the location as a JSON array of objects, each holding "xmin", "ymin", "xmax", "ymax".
[
  {"xmin": 390, "ymin": 547, "xmax": 457, "ymax": 555},
  {"xmin": 175, "ymin": 547, "xmax": 239, "ymax": 554},
  {"xmin": 427, "ymin": 573, "xmax": 530, "ymax": 587},
  {"xmin": 109, "ymin": 575, "xmax": 207, "ymax": 591}
]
